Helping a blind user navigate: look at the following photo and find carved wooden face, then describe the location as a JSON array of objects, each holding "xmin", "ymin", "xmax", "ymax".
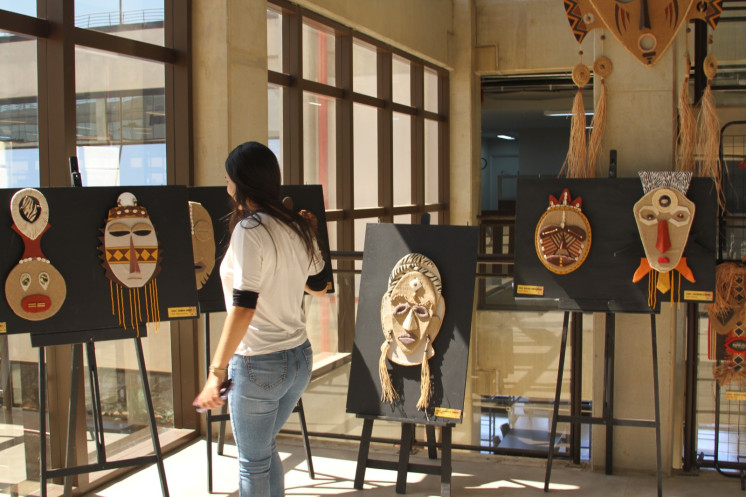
[
  {"xmin": 5, "ymin": 259, "xmax": 66, "ymax": 321},
  {"xmin": 102, "ymin": 193, "xmax": 159, "ymax": 288},
  {"xmin": 189, "ymin": 201, "xmax": 216, "ymax": 290},
  {"xmin": 535, "ymin": 190, "xmax": 591, "ymax": 275},
  {"xmin": 380, "ymin": 255, "xmax": 445, "ymax": 366},
  {"xmin": 634, "ymin": 187, "xmax": 694, "ymax": 273}
]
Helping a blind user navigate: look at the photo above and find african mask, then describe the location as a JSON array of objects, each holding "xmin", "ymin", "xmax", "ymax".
[
  {"xmin": 189, "ymin": 201, "xmax": 215, "ymax": 290},
  {"xmin": 564, "ymin": 1, "xmax": 722, "ymax": 67},
  {"xmin": 535, "ymin": 189, "xmax": 591, "ymax": 274},
  {"xmin": 99, "ymin": 192, "xmax": 161, "ymax": 334},
  {"xmin": 708, "ymin": 263, "xmax": 746, "ymax": 386},
  {"xmin": 379, "ymin": 253, "xmax": 445, "ymax": 411},
  {"xmin": 4, "ymin": 188, "xmax": 66, "ymax": 321},
  {"xmin": 632, "ymin": 172, "xmax": 696, "ymax": 307}
]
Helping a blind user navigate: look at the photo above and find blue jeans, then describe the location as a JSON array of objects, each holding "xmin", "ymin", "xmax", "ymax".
[{"xmin": 228, "ymin": 340, "xmax": 313, "ymax": 497}]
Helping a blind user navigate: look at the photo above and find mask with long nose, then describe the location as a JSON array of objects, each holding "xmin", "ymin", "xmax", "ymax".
[
  {"xmin": 632, "ymin": 172, "xmax": 696, "ymax": 305},
  {"xmin": 634, "ymin": 185, "xmax": 694, "ymax": 273}
]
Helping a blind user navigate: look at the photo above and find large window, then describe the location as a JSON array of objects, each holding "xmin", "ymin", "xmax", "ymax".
[
  {"xmin": 267, "ymin": 1, "xmax": 449, "ymax": 356},
  {"xmin": 0, "ymin": 2, "xmax": 192, "ymax": 496}
]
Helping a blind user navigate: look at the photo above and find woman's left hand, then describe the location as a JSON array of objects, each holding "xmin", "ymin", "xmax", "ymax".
[{"xmin": 193, "ymin": 374, "xmax": 226, "ymax": 411}]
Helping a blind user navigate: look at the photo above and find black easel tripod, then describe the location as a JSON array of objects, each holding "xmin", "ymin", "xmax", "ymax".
[
  {"xmin": 37, "ymin": 335, "xmax": 169, "ymax": 497},
  {"xmin": 543, "ymin": 311, "xmax": 663, "ymax": 497}
]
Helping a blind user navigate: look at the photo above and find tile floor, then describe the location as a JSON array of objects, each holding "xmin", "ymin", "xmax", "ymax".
[{"xmin": 80, "ymin": 435, "xmax": 742, "ymax": 497}]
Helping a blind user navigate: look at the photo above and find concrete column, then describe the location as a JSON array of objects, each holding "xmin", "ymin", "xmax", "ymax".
[
  {"xmin": 192, "ymin": 0, "xmax": 269, "ymax": 187},
  {"xmin": 449, "ymin": 0, "xmax": 481, "ymax": 227},
  {"xmin": 590, "ymin": 31, "xmax": 688, "ymax": 474}
]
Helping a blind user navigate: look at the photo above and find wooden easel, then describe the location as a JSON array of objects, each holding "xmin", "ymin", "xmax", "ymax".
[
  {"xmin": 543, "ymin": 311, "xmax": 662, "ymax": 497},
  {"xmin": 354, "ymin": 416, "xmax": 454, "ymax": 496}
]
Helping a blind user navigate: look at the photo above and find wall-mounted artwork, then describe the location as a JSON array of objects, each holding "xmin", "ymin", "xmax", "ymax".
[{"xmin": 4, "ymin": 188, "xmax": 66, "ymax": 321}]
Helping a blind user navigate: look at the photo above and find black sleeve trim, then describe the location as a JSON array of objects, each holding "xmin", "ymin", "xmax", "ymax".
[
  {"xmin": 233, "ymin": 289, "xmax": 259, "ymax": 309},
  {"xmin": 306, "ymin": 269, "xmax": 328, "ymax": 292}
]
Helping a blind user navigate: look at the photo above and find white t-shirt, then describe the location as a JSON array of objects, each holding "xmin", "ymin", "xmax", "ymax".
[{"xmin": 220, "ymin": 212, "xmax": 325, "ymax": 356}]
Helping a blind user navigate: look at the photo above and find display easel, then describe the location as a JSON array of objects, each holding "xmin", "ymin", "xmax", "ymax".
[
  {"xmin": 202, "ymin": 312, "xmax": 315, "ymax": 493},
  {"xmin": 353, "ymin": 416, "xmax": 454, "ymax": 496},
  {"xmin": 543, "ymin": 311, "xmax": 662, "ymax": 497},
  {"xmin": 37, "ymin": 334, "xmax": 169, "ymax": 497}
]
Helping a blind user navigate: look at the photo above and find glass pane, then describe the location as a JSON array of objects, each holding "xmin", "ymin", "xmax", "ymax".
[
  {"xmin": 303, "ymin": 92, "xmax": 336, "ymax": 209},
  {"xmin": 302, "ymin": 21, "xmax": 335, "ymax": 86},
  {"xmin": 353, "ymin": 39, "xmax": 377, "ymax": 97},
  {"xmin": 392, "ymin": 112, "xmax": 411, "ymax": 205},
  {"xmin": 392, "ymin": 55, "xmax": 410, "ymax": 106},
  {"xmin": 424, "ymin": 119, "xmax": 439, "ymax": 204},
  {"xmin": 0, "ymin": 32, "xmax": 39, "ymax": 188},
  {"xmin": 424, "ymin": 66, "xmax": 438, "ymax": 113},
  {"xmin": 353, "ymin": 103, "xmax": 378, "ymax": 208},
  {"xmin": 268, "ymin": 83, "xmax": 283, "ymax": 168},
  {"xmin": 75, "ymin": 46, "xmax": 166, "ymax": 186},
  {"xmin": 84, "ymin": 323, "xmax": 174, "ymax": 462},
  {"xmin": 267, "ymin": 7, "xmax": 283, "ymax": 73},
  {"xmin": 0, "ymin": 2, "xmax": 35, "ymax": 15},
  {"xmin": 75, "ymin": 0, "xmax": 165, "ymax": 47}
]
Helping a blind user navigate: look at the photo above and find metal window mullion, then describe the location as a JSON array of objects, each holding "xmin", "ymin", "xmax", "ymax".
[
  {"xmin": 438, "ymin": 69, "xmax": 450, "ymax": 224},
  {"xmin": 284, "ymin": 7, "xmax": 303, "ymax": 184},
  {"xmin": 378, "ymin": 49, "xmax": 393, "ymax": 222},
  {"xmin": 411, "ymin": 62, "xmax": 425, "ymax": 223},
  {"xmin": 335, "ymin": 28, "xmax": 355, "ymax": 353}
]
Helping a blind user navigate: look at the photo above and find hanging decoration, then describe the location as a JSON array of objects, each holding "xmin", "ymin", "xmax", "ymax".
[
  {"xmin": 99, "ymin": 192, "xmax": 162, "ymax": 335},
  {"xmin": 560, "ymin": 55, "xmax": 592, "ymax": 178},
  {"xmin": 632, "ymin": 171, "xmax": 696, "ymax": 308},
  {"xmin": 535, "ymin": 189, "xmax": 591, "ymax": 274},
  {"xmin": 677, "ymin": 26, "xmax": 697, "ymax": 174},
  {"xmin": 5, "ymin": 188, "xmax": 67, "ymax": 321},
  {"xmin": 708, "ymin": 262, "xmax": 746, "ymax": 386},
  {"xmin": 188, "ymin": 201, "xmax": 216, "ymax": 290},
  {"xmin": 379, "ymin": 253, "xmax": 445, "ymax": 411},
  {"xmin": 697, "ymin": 49, "xmax": 725, "ymax": 211},
  {"xmin": 563, "ymin": 1, "xmax": 723, "ymax": 67},
  {"xmin": 586, "ymin": 48, "xmax": 611, "ymax": 175}
]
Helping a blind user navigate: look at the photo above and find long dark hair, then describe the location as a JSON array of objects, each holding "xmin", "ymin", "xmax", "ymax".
[{"xmin": 225, "ymin": 141, "xmax": 318, "ymax": 262}]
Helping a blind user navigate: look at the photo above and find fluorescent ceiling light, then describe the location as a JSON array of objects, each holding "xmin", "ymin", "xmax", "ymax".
[
  {"xmin": 544, "ymin": 111, "xmax": 594, "ymax": 117},
  {"xmin": 497, "ymin": 134, "xmax": 515, "ymax": 140}
]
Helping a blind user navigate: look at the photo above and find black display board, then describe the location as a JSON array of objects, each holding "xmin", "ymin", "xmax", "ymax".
[
  {"xmin": 0, "ymin": 186, "xmax": 198, "ymax": 345},
  {"xmin": 346, "ymin": 223, "xmax": 479, "ymax": 425},
  {"xmin": 187, "ymin": 184, "xmax": 335, "ymax": 314},
  {"xmin": 513, "ymin": 177, "xmax": 717, "ymax": 313}
]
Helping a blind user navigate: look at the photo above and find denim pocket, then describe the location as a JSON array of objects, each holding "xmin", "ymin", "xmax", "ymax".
[
  {"xmin": 247, "ymin": 352, "xmax": 288, "ymax": 390},
  {"xmin": 301, "ymin": 344, "xmax": 313, "ymax": 375}
]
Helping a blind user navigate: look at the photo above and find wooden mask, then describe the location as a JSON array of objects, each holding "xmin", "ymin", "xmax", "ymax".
[
  {"xmin": 379, "ymin": 253, "xmax": 445, "ymax": 410},
  {"xmin": 189, "ymin": 201, "xmax": 215, "ymax": 290},
  {"xmin": 99, "ymin": 192, "xmax": 161, "ymax": 334},
  {"xmin": 5, "ymin": 188, "xmax": 66, "ymax": 321},
  {"xmin": 535, "ymin": 189, "xmax": 591, "ymax": 274},
  {"xmin": 564, "ymin": 0, "xmax": 723, "ymax": 67}
]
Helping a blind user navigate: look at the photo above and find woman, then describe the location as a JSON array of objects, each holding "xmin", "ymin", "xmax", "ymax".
[{"xmin": 194, "ymin": 141, "xmax": 327, "ymax": 496}]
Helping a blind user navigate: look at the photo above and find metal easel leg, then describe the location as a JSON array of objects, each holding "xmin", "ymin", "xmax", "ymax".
[
  {"xmin": 544, "ymin": 311, "xmax": 570, "ymax": 492},
  {"xmin": 650, "ymin": 314, "xmax": 662, "ymax": 497},
  {"xmin": 134, "ymin": 337, "xmax": 170, "ymax": 497}
]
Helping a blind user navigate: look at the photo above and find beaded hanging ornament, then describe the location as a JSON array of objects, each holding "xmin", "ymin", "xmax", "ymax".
[
  {"xmin": 632, "ymin": 172, "xmax": 696, "ymax": 308},
  {"xmin": 535, "ymin": 189, "xmax": 591, "ymax": 274},
  {"xmin": 379, "ymin": 253, "xmax": 445, "ymax": 411},
  {"xmin": 5, "ymin": 188, "xmax": 67, "ymax": 321},
  {"xmin": 99, "ymin": 192, "xmax": 162, "ymax": 335}
]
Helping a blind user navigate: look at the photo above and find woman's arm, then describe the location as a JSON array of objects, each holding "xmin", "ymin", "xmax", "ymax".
[
  {"xmin": 304, "ymin": 284, "xmax": 328, "ymax": 297},
  {"xmin": 193, "ymin": 306, "xmax": 255, "ymax": 411}
]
